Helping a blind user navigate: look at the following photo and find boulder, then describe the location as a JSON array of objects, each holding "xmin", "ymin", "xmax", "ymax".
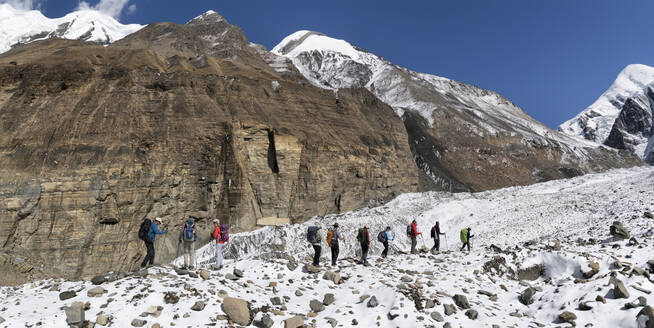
[
  {"xmin": 304, "ymin": 264, "xmax": 320, "ymax": 273},
  {"xmin": 96, "ymin": 314, "xmax": 108, "ymax": 326},
  {"xmin": 234, "ymin": 268, "xmax": 244, "ymax": 278},
  {"xmin": 91, "ymin": 275, "xmax": 107, "ymax": 285},
  {"xmin": 645, "ymin": 211, "xmax": 654, "ymax": 219},
  {"xmin": 199, "ymin": 269, "xmax": 210, "ymax": 280},
  {"xmin": 191, "ymin": 301, "xmax": 205, "ymax": 311},
  {"xmin": 465, "ymin": 309, "xmax": 478, "ymax": 320},
  {"xmin": 579, "ymin": 302, "xmax": 593, "ymax": 311},
  {"xmin": 131, "ymin": 318, "xmax": 147, "ymax": 327},
  {"xmin": 284, "ymin": 315, "xmax": 304, "ymax": 328},
  {"xmin": 517, "ymin": 265, "xmax": 542, "ymax": 281},
  {"xmin": 223, "ymin": 297, "xmax": 251, "ymax": 326},
  {"xmin": 286, "ymin": 261, "xmax": 298, "ymax": 271},
  {"xmin": 323, "ymin": 293, "xmax": 335, "ymax": 306},
  {"xmin": 520, "ymin": 287, "xmax": 536, "ymax": 305},
  {"xmin": 626, "ymin": 297, "xmax": 648, "ymax": 309},
  {"xmin": 64, "ymin": 303, "xmax": 85, "ymax": 325},
  {"xmin": 430, "ymin": 311, "xmax": 444, "ymax": 322},
  {"xmin": 611, "ymin": 277, "xmax": 630, "ymax": 299},
  {"xmin": 443, "ymin": 304, "xmax": 456, "ymax": 315},
  {"xmin": 367, "ymin": 296, "xmax": 379, "ymax": 308},
  {"xmin": 637, "ymin": 306, "xmax": 654, "ymax": 328},
  {"xmin": 583, "ymin": 261, "xmax": 600, "ymax": 279},
  {"xmin": 87, "ymin": 286, "xmax": 106, "ymax": 297},
  {"xmin": 310, "ymin": 299, "xmax": 325, "ymax": 312},
  {"xmin": 452, "ymin": 294, "xmax": 470, "ymax": 309},
  {"xmin": 59, "ymin": 290, "xmax": 77, "ymax": 301},
  {"xmin": 260, "ymin": 314, "xmax": 274, "ymax": 328},
  {"xmin": 164, "ymin": 292, "xmax": 179, "ymax": 304},
  {"xmin": 610, "ymin": 221, "xmax": 630, "ymax": 239},
  {"xmin": 559, "ymin": 311, "xmax": 577, "ymax": 325}
]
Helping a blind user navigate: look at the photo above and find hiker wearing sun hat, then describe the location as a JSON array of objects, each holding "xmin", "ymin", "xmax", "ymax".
[{"xmin": 140, "ymin": 217, "xmax": 167, "ymax": 268}]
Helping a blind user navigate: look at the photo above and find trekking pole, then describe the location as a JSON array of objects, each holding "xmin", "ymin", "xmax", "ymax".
[
  {"xmin": 444, "ymin": 234, "xmax": 448, "ymax": 250},
  {"xmin": 420, "ymin": 234, "xmax": 426, "ymax": 248}
]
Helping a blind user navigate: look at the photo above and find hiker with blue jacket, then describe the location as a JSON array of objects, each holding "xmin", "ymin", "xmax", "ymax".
[
  {"xmin": 179, "ymin": 217, "xmax": 197, "ymax": 269},
  {"xmin": 140, "ymin": 217, "xmax": 167, "ymax": 268},
  {"xmin": 380, "ymin": 226, "xmax": 393, "ymax": 258}
]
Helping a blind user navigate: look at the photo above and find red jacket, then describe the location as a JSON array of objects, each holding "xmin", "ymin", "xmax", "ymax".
[
  {"xmin": 411, "ymin": 222, "xmax": 421, "ymax": 237},
  {"xmin": 212, "ymin": 226, "xmax": 224, "ymax": 244}
]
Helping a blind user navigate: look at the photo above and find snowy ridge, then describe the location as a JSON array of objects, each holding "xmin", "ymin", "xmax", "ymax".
[
  {"xmin": 560, "ymin": 64, "xmax": 654, "ymax": 143},
  {"xmin": 0, "ymin": 3, "xmax": 143, "ymax": 54}
]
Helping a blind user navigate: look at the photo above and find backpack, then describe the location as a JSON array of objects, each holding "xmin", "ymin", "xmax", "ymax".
[
  {"xmin": 307, "ymin": 226, "xmax": 320, "ymax": 244},
  {"xmin": 138, "ymin": 219, "xmax": 152, "ymax": 242},
  {"xmin": 326, "ymin": 229, "xmax": 335, "ymax": 247},
  {"xmin": 430, "ymin": 226, "xmax": 435, "ymax": 238},
  {"xmin": 460, "ymin": 229, "xmax": 468, "ymax": 243},
  {"xmin": 182, "ymin": 220, "xmax": 195, "ymax": 241},
  {"xmin": 406, "ymin": 224, "xmax": 412, "ymax": 237},
  {"xmin": 377, "ymin": 230, "xmax": 386, "ymax": 242},
  {"xmin": 357, "ymin": 228, "xmax": 365, "ymax": 243},
  {"xmin": 219, "ymin": 224, "xmax": 229, "ymax": 242}
]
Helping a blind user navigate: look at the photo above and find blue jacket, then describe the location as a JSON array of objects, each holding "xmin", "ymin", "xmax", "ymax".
[
  {"xmin": 148, "ymin": 222, "xmax": 166, "ymax": 242},
  {"xmin": 385, "ymin": 231, "xmax": 393, "ymax": 242}
]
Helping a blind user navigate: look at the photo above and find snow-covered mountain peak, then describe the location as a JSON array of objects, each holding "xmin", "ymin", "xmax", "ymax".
[
  {"xmin": 272, "ymin": 30, "xmax": 362, "ymax": 61},
  {"xmin": 0, "ymin": 3, "xmax": 143, "ymax": 54},
  {"xmin": 187, "ymin": 10, "xmax": 225, "ymax": 24}
]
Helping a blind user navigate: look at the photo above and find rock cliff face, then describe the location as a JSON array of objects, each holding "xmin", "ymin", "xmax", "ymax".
[{"xmin": 0, "ymin": 16, "xmax": 418, "ymax": 283}]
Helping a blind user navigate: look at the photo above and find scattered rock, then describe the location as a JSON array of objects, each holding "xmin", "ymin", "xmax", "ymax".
[
  {"xmin": 234, "ymin": 268, "xmax": 244, "ymax": 278},
  {"xmin": 305, "ymin": 264, "xmax": 320, "ymax": 273},
  {"xmin": 637, "ymin": 306, "xmax": 654, "ymax": 328},
  {"xmin": 96, "ymin": 314, "xmax": 108, "ymax": 326},
  {"xmin": 325, "ymin": 317, "xmax": 338, "ymax": 327},
  {"xmin": 610, "ymin": 221, "xmax": 630, "ymax": 239},
  {"xmin": 625, "ymin": 296, "xmax": 647, "ymax": 309},
  {"xmin": 223, "ymin": 297, "xmax": 251, "ymax": 326},
  {"xmin": 87, "ymin": 286, "xmax": 106, "ymax": 297},
  {"xmin": 191, "ymin": 301, "xmax": 205, "ymax": 311},
  {"xmin": 131, "ymin": 318, "xmax": 147, "ymax": 327},
  {"xmin": 271, "ymin": 297, "xmax": 283, "ymax": 306},
  {"xmin": 452, "ymin": 294, "xmax": 470, "ymax": 309},
  {"xmin": 323, "ymin": 293, "xmax": 335, "ymax": 306},
  {"xmin": 286, "ymin": 261, "xmax": 298, "ymax": 271},
  {"xmin": 225, "ymin": 273, "xmax": 239, "ymax": 280},
  {"xmin": 367, "ymin": 296, "xmax": 379, "ymax": 308},
  {"xmin": 443, "ymin": 304, "xmax": 457, "ymax": 315},
  {"xmin": 425, "ymin": 299, "xmax": 435, "ymax": 309},
  {"xmin": 259, "ymin": 313, "xmax": 274, "ymax": 328},
  {"xmin": 645, "ymin": 211, "xmax": 654, "ymax": 219},
  {"xmin": 558, "ymin": 311, "xmax": 577, "ymax": 325},
  {"xmin": 583, "ymin": 261, "xmax": 600, "ymax": 279},
  {"xmin": 59, "ymin": 290, "xmax": 77, "ymax": 301},
  {"xmin": 283, "ymin": 315, "xmax": 304, "ymax": 328},
  {"xmin": 91, "ymin": 275, "xmax": 107, "ymax": 285},
  {"xmin": 465, "ymin": 309, "xmax": 478, "ymax": 320},
  {"xmin": 629, "ymin": 237, "xmax": 639, "ymax": 246},
  {"xmin": 64, "ymin": 303, "xmax": 84, "ymax": 325},
  {"xmin": 400, "ymin": 276, "xmax": 413, "ymax": 283},
  {"xmin": 164, "ymin": 292, "xmax": 179, "ymax": 304},
  {"xmin": 517, "ymin": 265, "xmax": 542, "ymax": 281},
  {"xmin": 430, "ymin": 311, "xmax": 444, "ymax": 322},
  {"xmin": 611, "ymin": 277, "xmax": 631, "ymax": 299},
  {"xmin": 520, "ymin": 287, "xmax": 536, "ymax": 305},
  {"xmin": 310, "ymin": 299, "xmax": 325, "ymax": 312},
  {"xmin": 199, "ymin": 269, "xmax": 210, "ymax": 280},
  {"xmin": 579, "ymin": 302, "xmax": 593, "ymax": 311},
  {"xmin": 596, "ymin": 295, "xmax": 606, "ymax": 304}
]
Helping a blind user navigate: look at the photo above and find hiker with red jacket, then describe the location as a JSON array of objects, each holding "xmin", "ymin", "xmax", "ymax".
[
  {"xmin": 211, "ymin": 219, "xmax": 229, "ymax": 270},
  {"xmin": 357, "ymin": 226, "xmax": 371, "ymax": 266},
  {"xmin": 409, "ymin": 220, "xmax": 421, "ymax": 254}
]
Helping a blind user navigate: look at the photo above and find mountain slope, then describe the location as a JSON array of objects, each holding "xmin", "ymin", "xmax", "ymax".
[
  {"xmin": 273, "ymin": 31, "xmax": 642, "ymax": 192},
  {"xmin": 0, "ymin": 3, "xmax": 143, "ymax": 54}
]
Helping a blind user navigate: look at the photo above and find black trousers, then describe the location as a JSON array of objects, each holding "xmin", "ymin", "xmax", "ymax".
[
  {"xmin": 432, "ymin": 238, "xmax": 440, "ymax": 251},
  {"xmin": 312, "ymin": 245, "xmax": 321, "ymax": 266},
  {"xmin": 141, "ymin": 241, "xmax": 155, "ymax": 267},
  {"xmin": 460, "ymin": 241, "xmax": 470, "ymax": 251},
  {"xmin": 330, "ymin": 245, "xmax": 339, "ymax": 265},
  {"xmin": 382, "ymin": 241, "xmax": 389, "ymax": 258}
]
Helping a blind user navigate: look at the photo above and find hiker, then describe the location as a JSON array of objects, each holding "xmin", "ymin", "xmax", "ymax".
[
  {"xmin": 460, "ymin": 227, "xmax": 474, "ymax": 251},
  {"xmin": 327, "ymin": 223, "xmax": 344, "ymax": 266},
  {"xmin": 140, "ymin": 217, "xmax": 166, "ymax": 268},
  {"xmin": 307, "ymin": 226, "xmax": 323, "ymax": 266},
  {"xmin": 211, "ymin": 220, "xmax": 229, "ymax": 270},
  {"xmin": 430, "ymin": 221, "xmax": 445, "ymax": 251},
  {"xmin": 408, "ymin": 220, "xmax": 421, "ymax": 254},
  {"xmin": 357, "ymin": 225, "xmax": 371, "ymax": 265},
  {"xmin": 179, "ymin": 217, "xmax": 197, "ymax": 269},
  {"xmin": 380, "ymin": 226, "xmax": 393, "ymax": 258}
]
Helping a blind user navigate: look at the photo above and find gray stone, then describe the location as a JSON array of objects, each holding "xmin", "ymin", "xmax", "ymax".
[
  {"xmin": 223, "ymin": 297, "xmax": 251, "ymax": 326},
  {"xmin": 367, "ymin": 296, "xmax": 379, "ymax": 308},
  {"xmin": 401, "ymin": 275, "xmax": 413, "ymax": 283},
  {"xmin": 443, "ymin": 304, "xmax": 456, "ymax": 315},
  {"xmin": 188, "ymin": 271, "xmax": 198, "ymax": 278},
  {"xmin": 305, "ymin": 264, "xmax": 320, "ymax": 273},
  {"xmin": 452, "ymin": 294, "xmax": 470, "ymax": 309},
  {"xmin": 520, "ymin": 287, "xmax": 536, "ymax": 305},
  {"xmin": 443, "ymin": 323, "xmax": 452, "ymax": 328},
  {"xmin": 225, "ymin": 273, "xmax": 239, "ymax": 280},
  {"xmin": 64, "ymin": 303, "xmax": 84, "ymax": 325},
  {"xmin": 284, "ymin": 315, "xmax": 304, "ymax": 328},
  {"xmin": 558, "ymin": 311, "xmax": 576, "ymax": 325},
  {"xmin": 96, "ymin": 314, "xmax": 108, "ymax": 326},
  {"xmin": 295, "ymin": 290, "xmax": 303, "ymax": 297},
  {"xmin": 323, "ymin": 293, "xmax": 335, "ymax": 306},
  {"xmin": 164, "ymin": 292, "xmax": 179, "ymax": 304},
  {"xmin": 91, "ymin": 275, "xmax": 107, "ymax": 285},
  {"xmin": 271, "ymin": 297, "xmax": 283, "ymax": 306},
  {"xmin": 610, "ymin": 221, "xmax": 630, "ymax": 239},
  {"xmin": 637, "ymin": 306, "xmax": 654, "ymax": 328},
  {"xmin": 191, "ymin": 300, "xmax": 205, "ymax": 311},
  {"xmin": 611, "ymin": 277, "xmax": 630, "ymax": 299},
  {"xmin": 465, "ymin": 309, "xmax": 478, "ymax": 320},
  {"xmin": 625, "ymin": 296, "xmax": 647, "ymax": 309},
  {"xmin": 287, "ymin": 261, "xmax": 298, "ymax": 271},
  {"xmin": 131, "ymin": 318, "xmax": 147, "ymax": 327},
  {"xmin": 517, "ymin": 265, "xmax": 542, "ymax": 281},
  {"xmin": 174, "ymin": 268, "xmax": 189, "ymax": 276},
  {"xmin": 425, "ymin": 299, "xmax": 435, "ymax": 309},
  {"xmin": 325, "ymin": 317, "xmax": 338, "ymax": 327},
  {"xmin": 0, "ymin": 316, "xmax": 4, "ymax": 324},
  {"xmin": 87, "ymin": 286, "xmax": 106, "ymax": 297},
  {"xmin": 260, "ymin": 314, "xmax": 274, "ymax": 328},
  {"xmin": 59, "ymin": 290, "xmax": 77, "ymax": 301},
  {"xmin": 199, "ymin": 269, "xmax": 210, "ymax": 280},
  {"xmin": 579, "ymin": 302, "xmax": 593, "ymax": 311},
  {"xmin": 310, "ymin": 299, "xmax": 325, "ymax": 312},
  {"xmin": 234, "ymin": 268, "xmax": 244, "ymax": 278},
  {"xmin": 430, "ymin": 311, "xmax": 444, "ymax": 322},
  {"xmin": 645, "ymin": 211, "xmax": 654, "ymax": 219}
]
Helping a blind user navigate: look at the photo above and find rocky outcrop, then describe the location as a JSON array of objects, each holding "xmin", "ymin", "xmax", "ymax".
[{"xmin": 0, "ymin": 19, "xmax": 418, "ymax": 282}]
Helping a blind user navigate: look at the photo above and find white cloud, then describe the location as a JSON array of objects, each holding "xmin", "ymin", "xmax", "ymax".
[
  {"xmin": 0, "ymin": 0, "xmax": 41, "ymax": 10},
  {"xmin": 77, "ymin": 0, "xmax": 135, "ymax": 18}
]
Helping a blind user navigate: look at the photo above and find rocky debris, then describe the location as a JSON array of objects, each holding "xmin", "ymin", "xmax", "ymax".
[
  {"xmin": 430, "ymin": 311, "xmax": 444, "ymax": 322},
  {"xmin": 610, "ymin": 221, "xmax": 630, "ymax": 239},
  {"xmin": 323, "ymin": 293, "xmax": 335, "ymax": 306},
  {"xmin": 559, "ymin": 311, "xmax": 577, "ymax": 325},
  {"xmin": 596, "ymin": 295, "xmax": 607, "ymax": 304},
  {"xmin": 233, "ymin": 268, "xmax": 244, "ymax": 278},
  {"xmin": 64, "ymin": 302, "xmax": 85, "ymax": 326},
  {"xmin": 367, "ymin": 296, "xmax": 379, "ymax": 308},
  {"xmin": 625, "ymin": 296, "xmax": 648, "ymax": 309},
  {"xmin": 400, "ymin": 276, "xmax": 413, "ymax": 283},
  {"xmin": 284, "ymin": 315, "xmax": 304, "ymax": 328},
  {"xmin": 452, "ymin": 294, "xmax": 470, "ymax": 309},
  {"xmin": 225, "ymin": 273, "xmax": 239, "ymax": 280},
  {"xmin": 59, "ymin": 290, "xmax": 77, "ymax": 301},
  {"xmin": 286, "ymin": 261, "xmax": 298, "ymax": 271},
  {"xmin": 87, "ymin": 286, "xmax": 106, "ymax": 297},
  {"xmin": 610, "ymin": 276, "xmax": 631, "ymax": 299},
  {"xmin": 131, "ymin": 318, "xmax": 147, "ymax": 327},
  {"xmin": 91, "ymin": 275, "xmax": 107, "ymax": 285},
  {"xmin": 164, "ymin": 292, "xmax": 180, "ymax": 304},
  {"xmin": 322, "ymin": 271, "xmax": 341, "ymax": 284},
  {"xmin": 645, "ymin": 211, "xmax": 654, "ymax": 219},
  {"xmin": 271, "ymin": 297, "xmax": 283, "ymax": 306},
  {"xmin": 199, "ymin": 269, "xmax": 210, "ymax": 280},
  {"xmin": 310, "ymin": 299, "xmax": 325, "ymax": 312},
  {"xmin": 517, "ymin": 265, "xmax": 542, "ymax": 281},
  {"xmin": 0, "ymin": 316, "xmax": 5, "ymax": 324},
  {"xmin": 191, "ymin": 300, "xmax": 206, "ymax": 311},
  {"xmin": 96, "ymin": 314, "xmax": 108, "ymax": 326},
  {"xmin": 223, "ymin": 297, "xmax": 251, "ymax": 326},
  {"xmin": 258, "ymin": 313, "xmax": 274, "ymax": 328},
  {"xmin": 144, "ymin": 306, "xmax": 162, "ymax": 317},
  {"xmin": 520, "ymin": 287, "xmax": 536, "ymax": 305},
  {"xmin": 443, "ymin": 304, "xmax": 457, "ymax": 315},
  {"xmin": 637, "ymin": 306, "xmax": 654, "ymax": 328},
  {"xmin": 579, "ymin": 302, "xmax": 593, "ymax": 311},
  {"xmin": 583, "ymin": 261, "xmax": 600, "ymax": 279},
  {"xmin": 305, "ymin": 265, "xmax": 320, "ymax": 274},
  {"xmin": 465, "ymin": 309, "xmax": 478, "ymax": 320},
  {"xmin": 325, "ymin": 317, "xmax": 338, "ymax": 327}
]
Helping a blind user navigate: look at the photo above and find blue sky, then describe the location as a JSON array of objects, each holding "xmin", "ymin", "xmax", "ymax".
[{"xmin": 30, "ymin": 0, "xmax": 654, "ymax": 128}]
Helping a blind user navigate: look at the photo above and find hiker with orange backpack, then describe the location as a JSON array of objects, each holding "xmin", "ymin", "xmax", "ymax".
[{"xmin": 327, "ymin": 223, "xmax": 345, "ymax": 266}]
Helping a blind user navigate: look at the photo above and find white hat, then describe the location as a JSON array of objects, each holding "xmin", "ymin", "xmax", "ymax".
[
  {"xmin": 155, "ymin": 217, "xmax": 162, "ymax": 223},
  {"xmin": 212, "ymin": 219, "xmax": 219, "ymax": 224}
]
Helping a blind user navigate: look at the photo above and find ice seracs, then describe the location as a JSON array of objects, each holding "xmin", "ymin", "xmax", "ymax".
[{"xmin": 0, "ymin": 3, "xmax": 143, "ymax": 54}]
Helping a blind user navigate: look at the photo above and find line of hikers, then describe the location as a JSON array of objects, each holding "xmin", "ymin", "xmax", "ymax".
[
  {"xmin": 137, "ymin": 217, "xmax": 230, "ymax": 270},
  {"xmin": 307, "ymin": 220, "xmax": 474, "ymax": 267}
]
